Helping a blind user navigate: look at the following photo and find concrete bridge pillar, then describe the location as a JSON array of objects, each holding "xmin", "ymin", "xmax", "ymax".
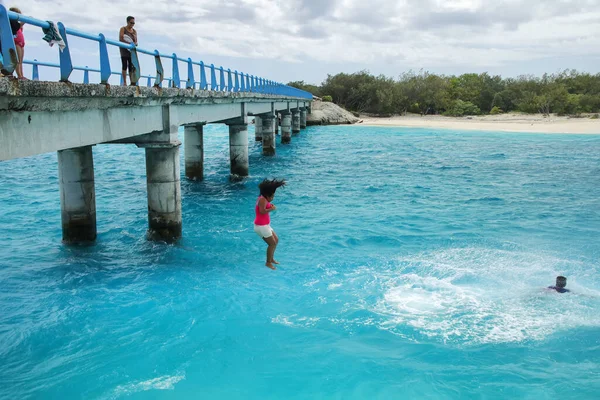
[
  {"xmin": 145, "ymin": 144, "xmax": 182, "ymax": 242},
  {"xmin": 184, "ymin": 123, "xmax": 204, "ymax": 181},
  {"xmin": 281, "ymin": 112, "xmax": 292, "ymax": 144},
  {"xmin": 291, "ymin": 109, "xmax": 301, "ymax": 135},
  {"xmin": 254, "ymin": 116, "xmax": 263, "ymax": 141},
  {"xmin": 261, "ymin": 114, "xmax": 276, "ymax": 156},
  {"xmin": 228, "ymin": 122, "xmax": 249, "ymax": 178},
  {"xmin": 58, "ymin": 146, "xmax": 97, "ymax": 243},
  {"xmin": 274, "ymin": 114, "xmax": 279, "ymax": 135},
  {"xmin": 300, "ymin": 108, "xmax": 307, "ymax": 129}
]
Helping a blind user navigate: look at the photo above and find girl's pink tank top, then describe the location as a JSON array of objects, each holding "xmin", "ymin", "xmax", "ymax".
[{"xmin": 254, "ymin": 196, "xmax": 271, "ymax": 225}]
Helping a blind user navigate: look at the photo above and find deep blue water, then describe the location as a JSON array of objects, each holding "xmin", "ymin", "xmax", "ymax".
[{"xmin": 1, "ymin": 125, "xmax": 599, "ymax": 399}]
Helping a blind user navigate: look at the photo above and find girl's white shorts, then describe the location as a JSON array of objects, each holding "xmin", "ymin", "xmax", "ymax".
[{"xmin": 254, "ymin": 224, "xmax": 273, "ymax": 238}]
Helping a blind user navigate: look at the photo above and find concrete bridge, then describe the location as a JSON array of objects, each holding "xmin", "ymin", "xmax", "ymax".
[{"xmin": 0, "ymin": 6, "xmax": 312, "ymax": 243}]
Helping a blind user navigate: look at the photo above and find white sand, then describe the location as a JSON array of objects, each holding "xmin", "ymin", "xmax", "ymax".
[{"xmin": 358, "ymin": 113, "xmax": 600, "ymax": 134}]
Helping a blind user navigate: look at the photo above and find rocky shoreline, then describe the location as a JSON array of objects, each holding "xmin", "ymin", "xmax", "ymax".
[{"xmin": 307, "ymin": 100, "xmax": 360, "ymax": 126}]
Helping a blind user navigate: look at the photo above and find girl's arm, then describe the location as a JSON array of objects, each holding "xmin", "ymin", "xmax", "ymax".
[
  {"xmin": 258, "ymin": 197, "xmax": 276, "ymax": 214},
  {"xmin": 119, "ymin": 27, "xmax": 125, "ymax": 42}
]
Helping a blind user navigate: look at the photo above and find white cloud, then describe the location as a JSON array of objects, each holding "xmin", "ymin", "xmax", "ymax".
[{"xmin": 11, "ymin": 0, "xmax": 600, "ymax": 83}]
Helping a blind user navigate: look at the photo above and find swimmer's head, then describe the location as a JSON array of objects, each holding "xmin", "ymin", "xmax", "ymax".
[{"xmin": 556, "ymin": 276, "xmax": 567, "ymax": 288}]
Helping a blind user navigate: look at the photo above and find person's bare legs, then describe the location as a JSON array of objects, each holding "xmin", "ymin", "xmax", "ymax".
[
  {"xmin": 121, "ymin": 70, "xmax": 127, "ymax": 86},
  {"xmin": 15, "ymin": 46, "xmax": 24, "ymax": 79},
  {"xmin": 271, "ymin": 230, "xmax": 280, "ymax": 264},
  {"xmin": 262, "ymin": 235, "xmax": 277, "ymax": 270}
]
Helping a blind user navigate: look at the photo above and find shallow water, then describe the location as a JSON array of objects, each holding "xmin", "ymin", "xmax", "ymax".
[{"xmin": 1, "ymin": 126, "xmax": 599, "ymax": 399}]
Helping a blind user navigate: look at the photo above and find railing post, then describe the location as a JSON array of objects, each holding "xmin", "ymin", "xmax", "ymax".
[
  {"xmin": 210, "ymin": 64, "xmax": 217, "ymax": 90},
  {"xmin": 187, "ymin": 58, "xmax": 195, "ymax": 89},
  {"xmin": 246, "ymin": 74, "xmax": 251, "ymax": 92},
  {"xmin": 219, "ymin": 67, "xmax": 225, "ymax": 91},
  {"xmin": 227, "ymin": 69, "xmax": 233, "ymax": 92},
  {"xmin": 200, "ymin": 61, "xmax": 207, "ymax": 90},
  {"xmin": 57, "ymin": 22, "xmax": 73, "ymax": 82},
  {"xmin": 32, "ymin": 60, "xmax": 39, "ymax": 81},
  {"xmin": 83, "ymin": 67, "xmax": 89, "ymax": 84},
  {"xmin": 147, "ymin": 76, "xmax": 152, "ymax": 87},
  {"xmin": 172, "ymin": 54, "xmax": 180, "ymax": 88},
  {"xmin": 0, "ymin": 5, "xmax": 17, "ymax": 74},
  {"xmin": 153, "ymin": 50, "xmax": 163, "ymax": 87},
  {"xmin": 130, "ymin": 47, "xmax": 141, "ymax": 85},
  {"xmin": 240, "ymin": 73, "xmax": 246, "ymax": 92},
  {"xmin": 234, "ymin": 71, "xmax": 240, "ymax": 92},
  {"xmin": 98, "ymin": 34, "xmax": 111, "ymax": 84}
]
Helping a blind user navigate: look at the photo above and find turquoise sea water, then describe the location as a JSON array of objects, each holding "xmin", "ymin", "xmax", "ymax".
[{"xmin": 1, "ymin": 125, "xmax": 599, "ymax": 399}]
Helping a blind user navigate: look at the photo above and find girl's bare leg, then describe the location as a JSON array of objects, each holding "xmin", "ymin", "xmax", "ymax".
[
  {"xmin": 16, "ymin": 47, "xmax": 24, "ymax": 79},
  {"xmin": 262, "ymin": 236, "xmax": 277, "ymax": 270},
  {"xmin": 271, "ymin": 230, "xmax": 280, "ymax": 264}
]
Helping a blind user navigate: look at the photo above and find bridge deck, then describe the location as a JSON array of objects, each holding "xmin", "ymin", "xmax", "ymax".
[{"xmin": 0, "ymin": 79, "xmax": 310, "ymax": 160}]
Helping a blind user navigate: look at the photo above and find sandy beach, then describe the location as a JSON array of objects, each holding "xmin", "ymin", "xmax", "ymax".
[{"xmin": 359, "ymin": 113, "xmax": 600, "ymax": 134}]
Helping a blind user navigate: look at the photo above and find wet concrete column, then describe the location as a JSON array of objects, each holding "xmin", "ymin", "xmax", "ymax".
[
  {"xmin": 291, "ymin": 109, "xmax": 301, "ymax": 135},
  {"xmin": 274, "ymin": 114, "xmax": 279, "ymax": 135},
  {"xmin": 145, "ymin": 144, "xmax": 182, "ymax": 242},
  {"xmin": 228, "ymin": 122, "xmax": 249, "ymax": 178},
  {"xmin": 184, "ymin": 123, "xmax": 204, "ymax": 181},
  {"xmin": 281, "ymin": 112, "xmax": 292, "ymax": 144},
  {"xmin": 254, "ymin": 116, "xmax": 263, "ymax": 141},
  {"xmin": 58, "ymin": 146, "xmax": 97, "ymax": 242},
  {"xmin": 300, "ymin": 108, "xmax": 307, "ymax": 129},
  {"xmin": 261, "ymin": 114, "xmax": 276, "ymax": 156}
]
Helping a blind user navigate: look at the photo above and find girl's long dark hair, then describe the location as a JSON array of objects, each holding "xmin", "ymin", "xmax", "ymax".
[{"xmin": 259, "ymin": 179, "xmax": 286, "ymax": 198}]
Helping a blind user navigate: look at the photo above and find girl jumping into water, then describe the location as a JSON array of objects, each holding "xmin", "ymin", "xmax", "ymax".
[{"xmin": 254, "ymin": 178, "xmax": 286, "ymax": 270}]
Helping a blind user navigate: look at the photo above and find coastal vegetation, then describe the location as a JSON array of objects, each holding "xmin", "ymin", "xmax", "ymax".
[{"xmin": 288, "ymin": 70, "xmax": 600, "ymax": 117}]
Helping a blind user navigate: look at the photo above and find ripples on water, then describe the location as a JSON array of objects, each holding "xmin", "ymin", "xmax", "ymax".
[{"xmin": 1, "ymin": 126, "xmax": 599, "ymax": 399}]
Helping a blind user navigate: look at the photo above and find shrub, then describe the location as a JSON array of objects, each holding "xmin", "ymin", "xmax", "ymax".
[
  {"xmin": 443, "ymin": 100, "xmax": 481, "ymax": 117},
  {"xmin": 590, "ymin": 114, "xmax": 599, "ymax": 119},
  {"xmin": 322, "ymin": 95, "xmax": 333, "ymax": 102},
  {"xmin": 490, "ymin": 106, "xmax": 503, "ymax": 115}
]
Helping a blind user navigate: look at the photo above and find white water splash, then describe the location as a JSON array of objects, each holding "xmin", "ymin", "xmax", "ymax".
[{"xmin": 111, "ymin": 374, "xmax": 185, "ymax": 397}]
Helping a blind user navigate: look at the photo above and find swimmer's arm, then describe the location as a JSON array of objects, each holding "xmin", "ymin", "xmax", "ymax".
[{"xmin": 258, "ymin": 197, "xmax": 276, "ymax": 214}]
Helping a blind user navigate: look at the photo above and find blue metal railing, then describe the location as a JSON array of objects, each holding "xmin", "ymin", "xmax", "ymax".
[{"xmin": 0, "ymin": 5, "xmax": 312, "ymax": 99}]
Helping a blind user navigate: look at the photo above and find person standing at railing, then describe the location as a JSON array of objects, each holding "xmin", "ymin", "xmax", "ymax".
[
  {"xmin": 9, "ymin": 7, "xmax": 26, "ymax": 80},
  {"xmin": 119, "ymin": 16, "xmax": 137, "ymax": 86},
  {"xmin": 0, "ymin": 1, "xmax": 2, "ymax": 76}
]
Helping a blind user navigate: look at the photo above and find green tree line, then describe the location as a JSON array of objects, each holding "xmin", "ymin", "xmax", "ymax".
[{"xmin": 288, "ymin": 70, "xmax": 600, "ymax": 116}]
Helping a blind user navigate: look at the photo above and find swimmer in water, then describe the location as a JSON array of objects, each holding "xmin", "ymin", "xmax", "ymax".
[{"xmin": 547, "ymin": 276, "xmax": 570, "ymax": 293}]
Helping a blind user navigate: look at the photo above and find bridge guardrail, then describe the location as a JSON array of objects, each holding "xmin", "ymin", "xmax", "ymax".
[{"xmin": 0, "ymin": 5, "xmax": 312, "ymax": 99}]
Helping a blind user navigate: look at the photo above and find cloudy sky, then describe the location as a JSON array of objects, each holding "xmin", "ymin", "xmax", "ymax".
[{"xmin": 11, "ymin": 0, "xmax": 600, "ymax": 85}]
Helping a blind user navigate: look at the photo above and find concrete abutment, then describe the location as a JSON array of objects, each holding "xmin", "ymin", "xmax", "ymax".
[
  {"xmin": 57, "ymin": 146, "xmax": 97, "ymax": 243},
  {"xmin": 300, "ymin": 108, "xmax": 307, "ymax": 129},
  {"xmin": 227, "ymin": 122, "xmax": 249, "ymax": 178},
  {"xmin": 292, "ymin": 109, "xmax": 301, "ymax": 134},
  {"xmin": 144, "ymin": 144, "xmax": 182, "ymax": 242},
  {"xmin": 281, "ymin": 112, "xmax": 292, "ymax": 144},
  {"xmin": 261, "ymin": 114, "xmax": 276, "ymax": 156},
  {"xmin": 184, "ymin": 123, "xmax": 205, "ymax": 181}
]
